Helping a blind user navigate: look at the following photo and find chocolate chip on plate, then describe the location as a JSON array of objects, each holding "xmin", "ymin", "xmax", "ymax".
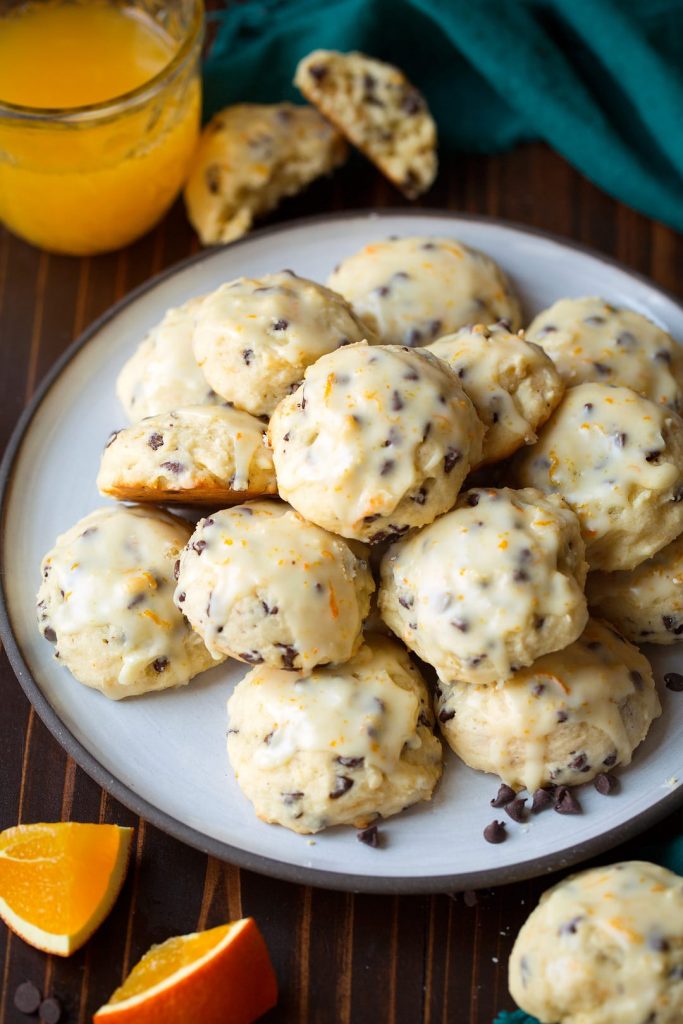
[
  {"xmin": 554, "ymin": 787, "xmax": 582, "ymax": 815},
  {"xmin": 664, "ymin": 672, "xmax": 683, "ymax": 692},
  {"xmin": 531, "ymin": 788, "xmax": 554, "ymax": 813},
  {"xmin": 505, "ymin": 798, "xmax": 528, "ymax": 823},
  {"xmin": 594, "ymin": 773, "xmax": 619, "ymax": 795},
  {"xmin": 14, "ymin": 981, "xmax": 42, "ymax": 1015},
  {"xmin": 483, "ymin": 820, "xmax": 507, "ymax": 844},
  {"xmin": 357, "ymin": 825, "xmax": 380, "ymax": 847},
  {"xmin": 490, "ymin": 783, "xmax": 516, "ymax": 808}
]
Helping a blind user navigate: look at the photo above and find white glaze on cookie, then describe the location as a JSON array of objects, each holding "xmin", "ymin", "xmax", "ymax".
[
  {"xmin": 174, "ymin": 500, "xmax": 374, "ymax": 670},
  {"xmin": 327, "ymin": 236, "xmax": 521, "ymax": 346},
  {"xmin": 428, "ymin": 323, "xmax": 564, "ymax": 464},
  {"xmin": 193, "ymin": 271, "xmax": 376, "ymax": 417},
  {"xmin": 509, "ymin": 861, "xmax": 683, "ymax": 1024},
  {"xmin": 227, "ymin": 636, "xmax": 442, "ymax": 833},
  {"xmin": 527, "ymin": 296, "xmax": 683, "ymax": 410},
  {"xmin": 36, "ymin": 506, "xmax": 216, "ymax": 698},
  {"xmin": 515, "ymin": 382, "xmax": 683, "ymax": 571},
  {"xmin": 269, "ymin": 342, "xmax": 484, "ymax": 542},
  {"xmin": 435, "ymin": 618, "xmax": 660, "ymax": 791},
  {"xmin": 379, "ymin": 487, "xmax": 588, "ymax": 684}
]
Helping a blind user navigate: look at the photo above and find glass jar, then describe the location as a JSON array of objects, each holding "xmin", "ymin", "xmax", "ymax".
[{"xmin": 0, "ymin": 0, "xmax": 203, "ymax": 256}]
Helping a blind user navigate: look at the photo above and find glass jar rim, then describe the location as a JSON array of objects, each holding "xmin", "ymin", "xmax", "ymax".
[{"xmin": 0, "ymin": 0, "xmax": 204, "ymax": 124}]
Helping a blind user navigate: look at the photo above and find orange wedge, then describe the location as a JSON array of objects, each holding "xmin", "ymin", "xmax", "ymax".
[
  {"xmin": 0, "ymin": 822, "xmax": 133, "ymax": 956},
  {"xmin": 94, "ymin": 919, "xmax": 277, "ymax": 1024}
]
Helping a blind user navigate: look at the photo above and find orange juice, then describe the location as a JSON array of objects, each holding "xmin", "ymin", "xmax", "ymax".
[{"xmin": 0, "ymin": 0, "xmax": 202, "ymax": 255}]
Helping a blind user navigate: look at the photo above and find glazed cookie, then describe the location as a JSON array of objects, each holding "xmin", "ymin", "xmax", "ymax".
[
  {"xmin": 515, "ymin": 382, "xmax": 683, "ymax": 571},
  {"xmin": 174, "ymin": 501, "xmax": 374, "ymax": 670},
  {"xmin": 269, "ymin": 343, "xmax": 484, "ymax": 543},
  {"xmin": 509, "ymin": 861, "xmax": 683, "ymax": 1024},
  {"xmin": 294, "ymin": 50, "xmax": 437, "ymax": 198},
  {"xmin": 97, "ymin": 405, "xmax": 276, "ymax": 505},
  {"xmin": 116, "ymin": 297, "xmax": 218, "ymax": 421},
  {"xmin": 427, "ymin": 323, "xmax": 565, "ymax": 464},
  {"xmin": 379, "ymin": 487, "xmax": 588, "ymax": 685},
  {"xmin": 227, "ymin": 636, "xmax": 442, "ymax": 834},
  {"xmin": 193, "ymin": 271, "xmax": 376, "ymax": 417},
  {"xmin": 184, "ymin": 103, "xmax": 347, "ymax": 245},
  {"xmin": 587, "ymin": 533, "xmax": 683, "ymax": 644},
  {"xmin": 327, "ymin": 236, "xmax": 521, "ymax": 346},
  {"xmin": 527, "ymin": 296, "xmax": 683, "ymax": 410},
  {"xmin": 435, "ymin": 618, "xmax": 660, "ymax": 792},
  {"xmin": 36, "ymin": 506, "xmax": 217, "ymax": 700}
]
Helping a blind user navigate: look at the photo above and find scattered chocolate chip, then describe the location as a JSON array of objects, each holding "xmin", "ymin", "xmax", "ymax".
[
  {"xmin": 308, "ymin": 63, "xmax": 328, "ymax": 81},
  {"xmin": 174, "ymin": 558, "xmax": 180, "ymax": 579},
  {"xmin": 412, "ymin": 487, "xmax": 427, "ymax": 505},
  {"xmin": 14, "ymin": 981, "xmax": 42, "ymax": 1014},
  {"xmin": 559, "ymin": 915, "xmax": 584, "ymax": 936},
  {"xmin": 398, "ymin": 594, "xmax": 414, "ymax": 609},
  {"xmin": 490, "ymin": 783, "xmax": 516, "ymax": 808},
  {"xmin": 401, "ymin": 89, "xmax": 424, "ymax": 114},
  {"xmin": 261, "ymin": 600, "xmax": 278, "ymax": 616},
  {"xmin": 127, "ymin": 593, "xmax": 145, "ymax": 610},
  {"xmin": 594, "ymin": 773, "xmax": 619, "ymax": 795},
  {"xmin": 655, "ymin": 348, "xmax": 672, "ymax": 363},
  {"xmin": 662, "ymin": 615, "xmax": 683, "ymax": 635},
  {"xmin": 466, "ymin": 492, "xmax": 479, "ymax": 506},
  {"xmin": 39, "ymin": 997, "xmax": 62, "ymax": 1024},
  {"xmin": 147, "ymin": 432, "xmax": 164, "ymax": 450},
  {"xmin": 592, "ymin": 361, "xmax": 611, "ymax": 375},
  {"xmin": 583, "ymin": 402, "xmax": 594, "ymax": 413},
  {"xmin": 160, "ymin": 461, "xmax": 184, "ymax": 474},
  {"xmin": 532, "ymin": 683, "xmax": 545, "ymax": 697},
  {"xmin": 240, "ymin": 650, "xmax": 264, "ymax": 664},
  {"xmin": 380, "ymin": 459, "xmax": 395, "ymax": 476},
  {"xmin": 616, "ymin": 331, "xmax": 636, "ymax": 347},
  {"xmin": 603, "ymin": 751, "xmax": 618, "ymax": 767},
  {"xmin": 554, "ymin": 787, "xmax": 582, "ymax": 815},
  {"xmin": 629, "ymin": 669, "xmax": 644, "ymax": 689},
  {"xmin": 176, "ymin": 592, "xmax": 186, "ymax": 604},
  {"xmin": 505, "ymin": 798, "xmax": 528, "ymax": 823},
  {"xmin": 205, "ymin": 165, "xmax": 221, "ymax": 194},
  {"xmin": 438, "ymin": 707, "xmax": 455, "ymax": 723},
  {"xmin": 242, "ymin": 348, "xmax": 254, "ymax": 365},
  {"xmin": 648, "ymin": 933, "xmax": 670, "ymax": 952},
  {"xmin": 531, "ymin": 788, "xmax": 554, "ymax": 813},
  {"xmin": 513, "ymin": 569, "xmax": 529, "ymax": 583},
  {"xmin": 43, "ymin": 625, "xmax": 57, "ymax": 643},
  {"xmin": 336, "ymin": 756, "xmax": 364, "ymax": 768},
  {"xmin": 282, "ymin": 791, "xmax": 303, "ymax": 805},
  {"xmin": 483, "ymin": 820, "xmax": 507, "ymax": 844},
  {"xmin": 357, "ymin": 825, "xmax": 379, "ymax": 847},
  {"xmin": 407, "ymin": 328, "xmax": 423, "ymax": 345},
  {"xmin": 664, "ymin": 672, "xmax": 683, "ymax": 691},
  {"xmin": 192, "ymin": 539, "xmax": 207, "ymax": 555},
  {"xmin": 444, "ymin": 448, "xmax": 462, "ymax": 473},
  {"xmin": 556, "ymin": 709, "xmax": 568, "ymax": 723},
  {"xmin": 645, "ymin": 450, "xmax": 663, "ymax": 463},
  {"xmin": 272, "ymin": 318, "xmax": 288, "ymax": 331},
  {"xmin": 584, "ymin": 315, "xmax": 606, "ymax": 325},
  {"xmin": 417, "ymin": 711, "xmax": 431, "ymax": 728},
  {"xmin": 569, "ymin": 752, "xmax": 589, "ymax": 772},
  {"xmin": 330, "ymin": 776, "xmax": 354, "ymax": 799},
  {"xmin": 403, "ymin": 368, "xmax": 420, "ymax": 381},
  {"xmin": 612, "ymin": 432, "xmax": 627, "ymax": 448},
  {"xmin": 391, "ymin": 390, "xmax": 404, "ymax": 411},
  {"xmin": 276, "ymin": 643, "xmax": 298, "ymax": 670},
  {"xmin": 152, "ymin": 657, "xmax": 168, "ymax": 673}
]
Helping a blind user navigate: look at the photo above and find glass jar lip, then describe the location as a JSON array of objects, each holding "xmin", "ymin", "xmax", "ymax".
[{"xmin": 0, "ymin": 0, "xmax": 204, "ymax": 124}]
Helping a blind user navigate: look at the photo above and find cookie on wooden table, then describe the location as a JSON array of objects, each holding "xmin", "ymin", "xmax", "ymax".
[
  {"xmin": 97, "ymin": 405, "xmax": 276, "ymax": 505},
  {"xmin": 227, "ymin": 636, "xmax": 442, "ymax": 834},
  {"xmin": 36, "ymin": 506, "xmax": 218, "ymax": 700},
  {"xmin": 184, "ymin": 103, "xmax": 347, "ymax": 245},
  {"xmin": 428, "ymin": 323, "xmax": 565, "ymax": 465},
  {"xmin": 327, "ymin": 236, "xmax": 522, "ymax": 346},
  {"xmin": 295, "ymin": 50, "xmax": 437, "ymax": 198}
]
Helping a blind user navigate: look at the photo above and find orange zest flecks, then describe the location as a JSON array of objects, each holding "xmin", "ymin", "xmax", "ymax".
[
  {"xmin": 141, "ymin": 609, "xmax": 171, "ymax": 629},
  {"xmin": 328, "ymin": 586, "xmax": 339, "ymax": 619}
]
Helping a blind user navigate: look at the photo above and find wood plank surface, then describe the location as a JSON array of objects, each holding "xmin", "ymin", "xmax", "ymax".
[{"xmin": 1, "ymin": 145, "xmax": 681, "ymax": 1024}]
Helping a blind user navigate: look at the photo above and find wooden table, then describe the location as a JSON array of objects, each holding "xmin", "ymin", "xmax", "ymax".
[{"xmin": 1, "ymin": 144, "xmax": 681, "ymax": 1024}]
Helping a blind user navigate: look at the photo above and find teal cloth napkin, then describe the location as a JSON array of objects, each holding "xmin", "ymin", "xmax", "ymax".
[
  {"xmin": 493, "ymin": 836, "xmax": 683, "ymax": 1024},
  {"xmin": 203, "ymin": 0, "xmax": 683, "ymax": 229}
]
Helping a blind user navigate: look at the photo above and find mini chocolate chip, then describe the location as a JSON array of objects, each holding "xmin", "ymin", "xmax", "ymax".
[
  {"xmin": 403, "ymin": 368, "xmax": 420, "ymax": 381},
  {"xmin": 438, "ymin": 707, "xmax": 455, "ymax": 723},
  {"xmin": 43, "ymin": 625, "xmax": 57, "ymax": 643},
  {"xmin": 483, "ymin": 820, "xmax": 507, "ymax": 844},
  {"xmin": 261, "ymin": 600, "xmax": 278, "ymax": 616},
  {"xmin": 616, "ymin": 331, "xmax": 636, "ymax": 347},
  {"xmin": 531, "ymin": 788, "xmax": 554, "ymax": 813},
  {"xmin": 160, "ymin": 460, "xmax": 184, "ymax": 474},
  {"xmin": 673, "ymin": 487, "xmax": 683, "ymax": 503},
  {"xmin": 612, "ymin": 432, "xmax": 627, "ymax": 447},
  {"xmin": 242, "ymin": 348, "xmax": 254, "ymax": 365},
  {"xmin": 648, "ymin": 934, "xmax": 670, "ymax": 952},
  {"xmin": 308, "ymin": 63, "xmax": 328, "ymax": 81},
  {"xmin": 466, "ymin": 492, "xmax": 479, "ymax": 506},
  {"xmin": 554, "ymin": 787, "xmax": 582, "ymax": 814},
  {"xmin": 205, "ymin": 165, "xmax": 221, "ymax": 193},
  {"xmin": 240, "ymin": 651, "xmax": 264, "ymax": 664},
  {"xmin": 357, "ymin": 825, "xmax": 380, "ymax": 847},
  {"xmin": 330, "ymin": 776, "xmax": 354, "ymax": 799},
  {"xmin": 127, "ymin": 593, "xmax": 145, "ymax": 610},
  {"xmin": 664, "ymin": 672, "xmax": 683, "ymax": 691},
  {"xmin": 655, "ymin": 348, "xmax": 672, "ymax": 363},
  {"xmin": 490, "ymin": 783, "xmax": 516, "ymax": 808},
  {"xmin": 147, "ymin": 432, "xmax": 164, "ymax": 450},
  {"xmin": 282, "ymin": 791, "xmax": 304, "ymax": 805},
  {"xmin": 559, "ymin": 915, "xmax": 584, "ymax": 936},
  {"xmin": 177, "ymin": 592, "xmax": 186, "ymax": 603},
  {"xmin": 336, "ymin": 756, "xmax": 364, "ymax": 768},
  {"xmin": 401, "ymin": 89, "xmax": 424, "ymax": 114},
  {"xmin": 583, "ymin": 402, "xmax": 594, "ymax": 413},
  {"xmin": 407, "ymin": 328, "xmax": 423, "ymax": 345},
  {"xmin": 152, "ymin": 657, "xmax": 168, "ymax": 673},
  {"xmin": 513, "ymin": 569, "xmax": 529, "ymax": 583},
  {"xmin": 272, "ymin": 318, "xmax": 288, "ymax": 331},
  {"xmin": 398, "ymin": 595, "xmax": 414, "ymax": 609},
  {"xmin": 592, "ymin": 361, "xmax": 611, "ymax": 376},
  {"xmin": 451, "ymin": 619, "xmax": 469, "ymax": 634},
  {"xmin": 14, "ymin": 981, "xmax": 42, "ymax": 1014},
  {"xmin": 629, "ymin": 669, "xmax": 644, "ymax": 689},
  {"xmin": 39, "ymin": 997, "xmax": 62, "ymax": 1024},
  {"xmin": 569, "ymin": 752, "xmax": 589, "ymax": 772},
  {"xmin": 602, "ymin": 751, "xmax": 618, "ymax": 767},
  {"xmin": 412, "ymin": 487, "xmax": 427, "ymax": 505},
  {"xmin": 417, "ymin": 711, "xmax": 431, "ymax": 728},
  {"xmin": 532, "ymin": 683, "xmax": 545, "ymax": 697},
  {"xmin": 380, "ymin": 459, "xmax": 395, "ymax": 476},
  {"xmin": 662, "ymin": 614, "xmax": 683, "ymax": 635},
  {"xmin": 556, "ymin": 709, "xmax": 568, "ymax": 723},
  {"xmin": 192, "ymin": 539, "xmax": 207, "ymax": 555},
  {"xmin": 391, "ymin": 390, "xmax": 404, "ymax": 411},
  {"xmin": 376, "ymin": 285, "xmax": 391, "ymax": 298},
  {"xmin": 594, "ymin": 773, "xmax": 619, "ymax": 795},
  {"xmin": 584, "ymin": 315, "xmax": 606, "ymax": 325},
  {"xmin": 505, "ymin": 798, "xmax": 528, "ymax": 823},
  {"xmin": 429, "ymin": 319, "xmax": 443, "ymax": 337},
  {"xmin": 174, "ymin": 558, "xmax": 180, "ymax": 579},
  {"xmin": 645, "ymin": 450, "xmax": 663, "ymax": 463},
  {"xmin": 444, "ymin": 448, "xmax": 462, "ymax": 473},
  {"xmin": 276, "ymin": 643, "xmax": 298, "ymax": 670}
]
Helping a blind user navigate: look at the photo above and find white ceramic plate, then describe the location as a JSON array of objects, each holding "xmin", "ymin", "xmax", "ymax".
[{"xmin": 2, "ymin": 211, "xmax": 682, "ymax": 893}]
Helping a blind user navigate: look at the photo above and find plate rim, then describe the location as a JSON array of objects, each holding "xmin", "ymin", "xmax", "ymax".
[{"xmin": 1, "ymin": 207, "xmax": 682, "ymax": 895}]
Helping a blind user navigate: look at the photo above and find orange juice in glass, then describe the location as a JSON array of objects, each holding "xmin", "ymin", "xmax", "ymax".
[{"xmin": 0, "ymin": 0, "xmax": 203, "ymax": 255}]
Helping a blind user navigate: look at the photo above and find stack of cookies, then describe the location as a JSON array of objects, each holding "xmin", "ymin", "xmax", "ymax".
[{"xmin": 37, "ymin": 235, "xmax": 683, "ymax": 840}]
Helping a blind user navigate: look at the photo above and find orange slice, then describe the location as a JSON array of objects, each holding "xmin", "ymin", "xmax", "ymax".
[
  {"xmin": 0, "ymin": 822, "xmax": 133, "ymax": 956},
  {"xmin": 94, "ymin": 919, "xmax": 277, "ymax": 1024}
]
